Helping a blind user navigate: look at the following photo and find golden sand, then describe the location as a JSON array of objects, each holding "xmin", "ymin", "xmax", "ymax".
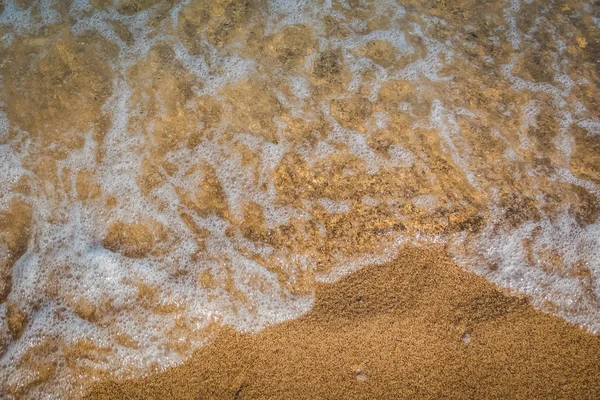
[
  {"xmin": 1, "ymin": 0, "xmax": 600, "ymax": 397},
  {"xmin": 87, "ymin": 246, "xmax": 600, "ymax": 399}
]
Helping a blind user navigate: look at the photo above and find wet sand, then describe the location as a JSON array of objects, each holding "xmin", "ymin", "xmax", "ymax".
[{"xmin": 87, "ymin": 246, "xmax": 600, "ymax": 399}]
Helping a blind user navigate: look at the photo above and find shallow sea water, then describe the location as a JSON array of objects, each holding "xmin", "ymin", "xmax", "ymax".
[{"xmin": 0, "ymin": 0, "xmax": 599, "ymax": 397}]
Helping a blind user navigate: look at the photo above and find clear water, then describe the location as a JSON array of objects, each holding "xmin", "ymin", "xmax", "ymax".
[{"xmin": 0, "ymin": 0, "xmax": 599, "ymax": 397}]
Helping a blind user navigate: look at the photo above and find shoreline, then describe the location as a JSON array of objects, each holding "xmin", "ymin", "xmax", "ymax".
[{"xmin": 87, "ymin": 245, "xmax": 600, "ymax": 399}]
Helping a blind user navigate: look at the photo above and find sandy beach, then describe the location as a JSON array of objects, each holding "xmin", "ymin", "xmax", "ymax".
[
  {"xmin": 0, "ymin": 0, "xmax": 599, "ymax": 398},
  {"xmin": 87, "ymin": 246, "xmax": 600, "ymax": 399}
]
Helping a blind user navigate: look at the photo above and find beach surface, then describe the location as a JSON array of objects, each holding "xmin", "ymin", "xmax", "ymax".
[
  {"xmin": 0, "ymin": 0, "xmax": 599, "ymax": 398},
  {"xmin": 88, "ymin": 246, "xmax": 600, "ymax": 399}
]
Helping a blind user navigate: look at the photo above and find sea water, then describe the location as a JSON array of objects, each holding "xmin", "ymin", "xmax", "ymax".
[{"xmin": 0, "ymin": 0, "xmax": 599, "ymax": 397}]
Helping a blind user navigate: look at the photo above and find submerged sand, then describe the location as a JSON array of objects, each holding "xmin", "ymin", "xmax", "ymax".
[{"xmin": 87, "ymin": 246, "xmax": 600, "ymax": 399}]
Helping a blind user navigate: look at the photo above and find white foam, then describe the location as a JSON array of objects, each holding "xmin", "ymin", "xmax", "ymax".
[{"xmin": 450, "ymin": 211, "xmax": 600, "ymax": 332}]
